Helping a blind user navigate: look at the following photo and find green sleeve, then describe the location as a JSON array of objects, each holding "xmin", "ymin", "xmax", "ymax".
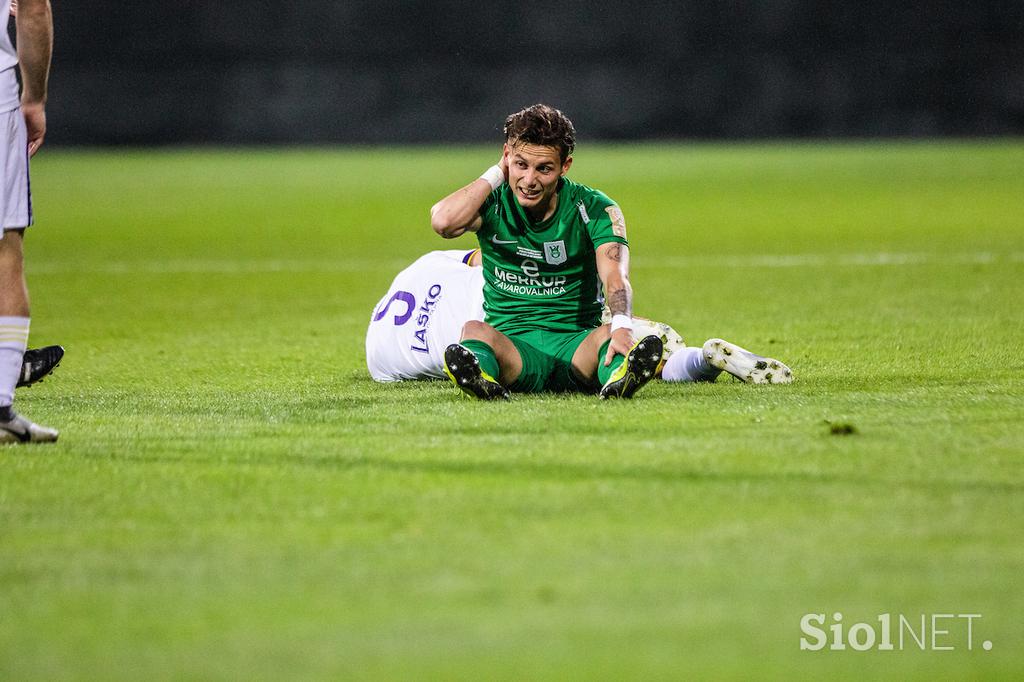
[{"xmin": 477, "ymin": 186, "xmax": 502, "ymax": 238}]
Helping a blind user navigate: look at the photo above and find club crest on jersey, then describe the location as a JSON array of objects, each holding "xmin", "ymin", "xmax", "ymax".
[{"xmin": 544, "ymin": 240, "xmax": 567, "ymax": 265}]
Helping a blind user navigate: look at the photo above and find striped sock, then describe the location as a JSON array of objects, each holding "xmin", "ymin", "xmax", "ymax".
[{"xmin": 0, "ymin": 316, "xmax": 30, "ymax": 407}]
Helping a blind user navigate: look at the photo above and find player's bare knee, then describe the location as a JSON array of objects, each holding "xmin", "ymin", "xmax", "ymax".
[{"xmin": 460, "ymin": 320, "xmax": 492, "ymax": 342}]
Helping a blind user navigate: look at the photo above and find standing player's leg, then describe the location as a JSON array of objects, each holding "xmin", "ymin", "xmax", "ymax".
[
  {"xmin": 0, "ymin": 229, "xmax": 57, "ymax": 442},
  {"xmin": 2, "ymin": 0, "xmax": 57, "ymax": 442},
  {"xmin": 443, "ymin": 320, "xmax": 520, "ymax": 400}
]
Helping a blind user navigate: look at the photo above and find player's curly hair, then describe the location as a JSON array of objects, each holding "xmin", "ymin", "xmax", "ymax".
[{"xmin": 503, "ymin": 104, "xmax": 576, "ymax": 161}]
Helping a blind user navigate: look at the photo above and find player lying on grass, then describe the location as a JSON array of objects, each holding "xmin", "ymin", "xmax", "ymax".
[
  {"xmin": 430, "ymin": 104, "xmax": 663, "ymax": 400},
  {"xmin": 366, "ymin": 250, "xmax": 792, "ymax": 387}
]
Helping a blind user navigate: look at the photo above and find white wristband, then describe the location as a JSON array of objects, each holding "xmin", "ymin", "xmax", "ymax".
[
  {"xmin": 610, "ymin": 314, "xmax": 633, "ymax": 332},
  {"xmin": 479, "ymin": 165, "xmax": 505, "ymax": 191}
]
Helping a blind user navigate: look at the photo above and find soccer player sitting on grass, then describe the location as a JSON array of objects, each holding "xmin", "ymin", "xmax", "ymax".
[
  {"xmin": 366, "ymin": 249, "xmax": 793, "ymax": 387},
  {"xmin": 429, "ymin": 104, "xmax": 663, "ymax": 400}
]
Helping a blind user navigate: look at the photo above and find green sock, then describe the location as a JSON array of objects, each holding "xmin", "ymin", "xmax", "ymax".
[
  {"xmin": 596, "ymin": 338, "xmax": 626, "ymax": 384},
  {"xmin": 461, "ymin": 339, "xmax": 500, "ymax": 379}
]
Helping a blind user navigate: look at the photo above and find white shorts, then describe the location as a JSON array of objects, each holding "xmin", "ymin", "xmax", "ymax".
[{"xmin": 0, "ymin": 108, "xmax": 31, "ymax": 232}]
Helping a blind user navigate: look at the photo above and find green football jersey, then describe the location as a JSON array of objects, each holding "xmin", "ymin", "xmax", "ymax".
[{"xmin": 477, "ymin": 177, "xmax": 628, "ymax": 335}]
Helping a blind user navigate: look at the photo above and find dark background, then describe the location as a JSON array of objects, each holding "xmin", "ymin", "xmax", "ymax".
[{"xmin": 39, "ymin": 1, "xmax": 1024, "ymax": 145}]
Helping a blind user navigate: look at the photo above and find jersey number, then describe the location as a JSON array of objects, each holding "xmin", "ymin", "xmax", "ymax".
[{"xmin": 372, "ymin": 291, "xmax": 415, "ymax": 326}]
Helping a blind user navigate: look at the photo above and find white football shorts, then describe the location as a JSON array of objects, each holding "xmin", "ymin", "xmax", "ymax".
[{"xmin": 0, "ymin": 107, "xmax": 30, "ymax": 233}]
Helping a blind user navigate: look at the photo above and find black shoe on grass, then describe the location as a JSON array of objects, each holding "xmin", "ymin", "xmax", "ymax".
[
  {"xmin": 599, "ymin": 335, "xmax": 663, "ymax": 400},
  {"xmin": 443, "ymin": 343, "xmax": 510, "ymax": 400},
  {"xmin": 17, "ymin": 345, "xmax": 65, "ymax": 388}
]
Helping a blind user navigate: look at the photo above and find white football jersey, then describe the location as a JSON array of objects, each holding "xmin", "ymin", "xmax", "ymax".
[
  {"xmin": 366, "ymin": 250, "xmax": 484, "ymax": 382},
  {"xmin": 0, "ymin": 6, "xmax": 22, "ymax": 113}
]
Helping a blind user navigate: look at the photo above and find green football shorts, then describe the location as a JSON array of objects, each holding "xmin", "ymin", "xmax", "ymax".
[{"xmin": 503, "ymin": 327, "xmax": 597, "ymax": 393}]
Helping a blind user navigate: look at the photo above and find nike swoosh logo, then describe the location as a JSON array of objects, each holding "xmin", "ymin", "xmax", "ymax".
[
  {"xmin": 491, "ymin": 235, "xmax": 517, "ymax": 245},
  {"xmin": 0, "ymin": 424, "xmax": 31, "ymax": 442}
]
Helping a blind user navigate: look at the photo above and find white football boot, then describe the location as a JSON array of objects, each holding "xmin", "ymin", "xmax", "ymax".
[
  {"xmin": 632, "ymin": 318, "xmax": 685, "ymax": 375},
  {"xmin": 702, "ymin": 338, "xmax": 793, "ymax": 384},
  {"xmin": 0, "ymin": 411, "xmax": 59, "ymax": 444}
]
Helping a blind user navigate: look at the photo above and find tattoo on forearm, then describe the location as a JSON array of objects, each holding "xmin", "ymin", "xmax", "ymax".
[
  {"xmin": 607, "ymin": 288, "xmax": 630, "ymax": 317},
  {"xmin": 606, "ymin": 244, "xmax": 622, "ymax": 262}
]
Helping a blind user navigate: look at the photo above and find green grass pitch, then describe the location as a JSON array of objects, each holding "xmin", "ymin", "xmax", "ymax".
[{"xmin": 2, "ymin": 141, "xmax": 1022, "ymax": 680}]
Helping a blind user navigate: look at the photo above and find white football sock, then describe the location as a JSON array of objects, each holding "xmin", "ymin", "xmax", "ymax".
[
  {"xmin": 661, "ymin": 346, "xmax": 723, "ymax": 383},
  {"xmin": 0, "ymin": 316, "xmax": 29, "ymax": 407}
]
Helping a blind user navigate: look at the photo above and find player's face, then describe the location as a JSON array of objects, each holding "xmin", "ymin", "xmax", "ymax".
[{"xmin": 504, "ymin": 142, "xmax": 572, "ymax": 219}]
